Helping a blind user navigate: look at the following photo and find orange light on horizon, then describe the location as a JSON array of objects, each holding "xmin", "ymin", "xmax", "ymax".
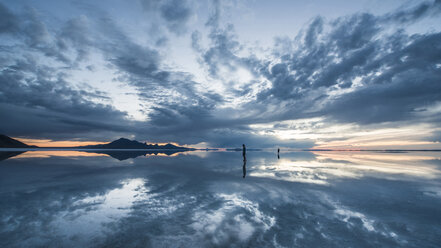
[
  {"xmin": 14, "ymin": 137, "xmax": 108, "ymax": 147},
  {"xmin": 14, "ymin": 137, "xmax": 191, "ymax": 148}
]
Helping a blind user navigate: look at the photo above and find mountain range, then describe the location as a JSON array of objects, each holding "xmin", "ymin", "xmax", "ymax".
[
  {"xmin": 78, "ymin": 138, "xmax": 192, "ymax": 150},
  {"xmin": 0, "ymin": 135, "xmax": 192, "ymax": 150}
]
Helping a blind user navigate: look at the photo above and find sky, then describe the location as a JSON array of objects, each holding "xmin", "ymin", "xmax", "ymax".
[{"xmin": 0, "ymin": 0, "xmax": 441, "ymax": 149}]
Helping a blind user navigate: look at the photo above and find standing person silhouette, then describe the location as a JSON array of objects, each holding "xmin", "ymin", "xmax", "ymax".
[
  {"xmin": 277, "ymin": 147, "xmax": 280, "ymax": 159},
  {"xmin": 242, "ymin": 144, "xmax": 246, "ymax": 160}
]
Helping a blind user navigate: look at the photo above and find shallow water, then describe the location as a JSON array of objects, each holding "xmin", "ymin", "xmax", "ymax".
[{"xmin": 0, "ymin": 150, "xmax": 440, "ymax": 247}]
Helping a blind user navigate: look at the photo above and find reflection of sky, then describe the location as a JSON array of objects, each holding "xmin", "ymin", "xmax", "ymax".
[
  {"xmin": 10, "ymin": 150, "xmax": 109, "ymax": 159},
  {"xmin": 249, "ymin": 151, "xmax": 441, "ymax": 185},
  {"xmin": 0, "ymin": 151, "xmax": 441, "ymax": 247},
  {"xmin": 4, "ymin": 149, "xmax": 193, "ymax": 161},
  {"xmin": 51, "ymin": 178, "xmax": 148, "ymax": 246}
]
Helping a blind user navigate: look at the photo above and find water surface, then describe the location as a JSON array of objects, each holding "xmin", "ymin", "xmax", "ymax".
[{"xmin": 0, "ymin": 150, "xmax": 440, "ymax": 247}]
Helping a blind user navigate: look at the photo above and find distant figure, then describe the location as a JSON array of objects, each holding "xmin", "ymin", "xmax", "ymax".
[{"xmin": 277, "ymin": 147, "xmax": 280, "ymax": 159}]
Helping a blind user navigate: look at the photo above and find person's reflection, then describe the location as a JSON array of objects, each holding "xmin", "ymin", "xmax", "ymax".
[
  {"xmin": 242, "ymin": 157, "xmax": 247, "ymax": 178},
  {"xmin": 242, "ymin": 144, "xmax": 247, "ymax": 178}
]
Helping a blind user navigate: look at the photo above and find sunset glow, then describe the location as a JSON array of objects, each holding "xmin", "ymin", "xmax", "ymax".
[
  {"xmin": 10, "ymin": 151, "xmax": 110, "ymax": 159},
  {"xmin": 14, "ymin": 138, "xmax": 108, "ymax": 147}
]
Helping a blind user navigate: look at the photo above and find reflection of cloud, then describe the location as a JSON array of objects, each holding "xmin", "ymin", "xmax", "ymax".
[
  {"xmin": 51, "ymin": 178, "xmax": 148, "ymax": 245},
  {"xmin": 334, "ymin": 207, "xmax": 375, "ymax": 232},
  {"xmin": 190, "ymin": 194, "xmax": 275, "ymax": 245},
  {"xmin": 316, "ymin": 192, "xmax": 401, "ymax": 241},
  {"xmin": 1, "ymin": 151, "xmax": 440, "ymax": 247}
]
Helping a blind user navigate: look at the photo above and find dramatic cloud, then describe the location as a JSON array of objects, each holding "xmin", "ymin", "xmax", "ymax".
[
  {"xmin": 0, "ymin": 0, "xmax": 440, "ymax": 148},
  {"xmin": 0, "ymin": 56, "xmax": 131, "ymax": 139}
]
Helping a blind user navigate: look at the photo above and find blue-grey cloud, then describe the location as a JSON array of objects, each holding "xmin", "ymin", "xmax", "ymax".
[
  {"xmin": 140, "ymin": 0, "xmax": 193, "ymax": 35},
  {"xmin": 0, "ymin": 55, "xmax": 131, "ymax": 140},
  {"xmin": 1, "ymin": 0, "xmax": 440, "ymax": 148},
  {"xmin": 383, "ymin": 0, "xmax": 441, "ymax": 23},
  {"xmin": 0, "ymin": 2, "xmax": 19, "ymax": 34},
  {"xmin": 253, "ymin": 1, "xmax": 441, "ymax": 126}
]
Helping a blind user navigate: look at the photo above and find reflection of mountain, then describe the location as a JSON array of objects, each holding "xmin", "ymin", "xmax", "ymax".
[
  {"xmin": 0, "ymin": 151, "xmax": 26, "ymax": 161},
  {"xmin": 89, "ymin": 150, "xmax": 185, "ymax": 161},
  {"xmin": 0, "ymin": 150, "xmax": 187, "ymax": 162},
  {"xmin": 79, "ymin": 138, "xmax": 193, "ymax": 150},
  {"xmin": 0, "ymin": 135, "xmax": 37, "ymax": 148}
]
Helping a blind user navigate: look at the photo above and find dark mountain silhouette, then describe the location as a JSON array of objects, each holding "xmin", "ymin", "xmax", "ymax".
[
  {"xmin": 0, "ymin": 135, "xmax": 37, "ymax": 148},
  {"xmin": 0, "ymin": 135, "xmax": 192, "ymax": 151},
  {"xmin": 78, "ymin": 138, "xmax": 192, "ymax": 150}
]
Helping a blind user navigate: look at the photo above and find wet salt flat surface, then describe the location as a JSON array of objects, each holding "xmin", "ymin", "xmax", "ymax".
[{"xmin": 0, "ymin": 150, "xmax": 440, "ymax": 247}]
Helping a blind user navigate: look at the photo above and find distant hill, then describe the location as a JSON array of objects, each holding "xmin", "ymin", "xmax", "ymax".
[
  {"xmin": 79, "ymin": 138, "xmax": 192, "ymax": 150},
  {"xmin": 0, "ymin": 135, "xmax": 37, "ymax": 148}
]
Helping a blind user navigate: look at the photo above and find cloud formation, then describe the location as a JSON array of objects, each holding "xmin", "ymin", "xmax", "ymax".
[{"xmin": 0, "ymin": 0, "xmax": 440, "ymax": 148}]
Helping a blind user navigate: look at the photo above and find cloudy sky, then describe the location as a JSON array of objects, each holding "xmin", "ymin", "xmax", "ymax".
[{"xmin": 0, "ymin": 0, "xmax": 441, "ymax": 149}]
